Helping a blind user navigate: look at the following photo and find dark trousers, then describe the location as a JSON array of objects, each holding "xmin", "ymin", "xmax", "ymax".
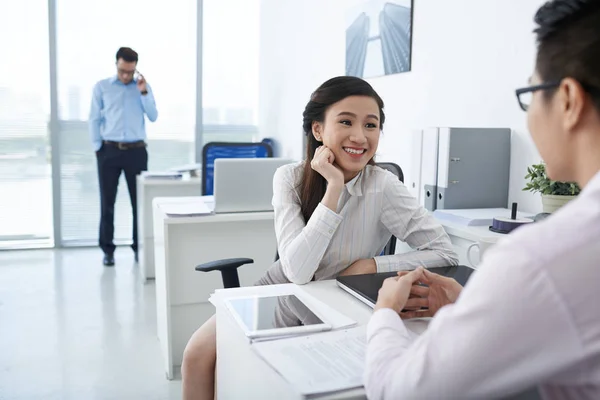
[{"xmin": 96, "ymin": 144, "xmax": 148, "ymax": 255}]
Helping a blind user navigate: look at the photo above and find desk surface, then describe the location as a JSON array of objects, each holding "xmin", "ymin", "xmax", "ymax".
[
  {"xmin": 437, "ymin": 219, "xmax": 505, "ymax": 241},
  {"xmin": 215, "ymin": 280, "xmax": 430, "ymax": 400},
  {"xmin": 137, "ymin": 176, "xmax": 201, "ymax": 186},
  {"xmin": 153, "ymin": 196, "xmax": 274, "ymax": 225}
]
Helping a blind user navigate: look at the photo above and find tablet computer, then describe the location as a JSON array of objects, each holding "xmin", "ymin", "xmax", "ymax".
[{"xmin": 223, "ymin": 293, "xmax": 332, "ymax": 339}]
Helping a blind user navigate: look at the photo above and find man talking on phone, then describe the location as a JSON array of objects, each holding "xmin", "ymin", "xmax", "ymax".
[{"xmin": 89, "ymin": 47, "xmax": 158, "ymax": 266}]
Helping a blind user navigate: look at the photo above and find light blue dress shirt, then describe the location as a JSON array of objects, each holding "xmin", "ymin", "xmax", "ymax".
[{"xmin": 88, "ymin": 76, "xmax": 158, "ymax": 151}]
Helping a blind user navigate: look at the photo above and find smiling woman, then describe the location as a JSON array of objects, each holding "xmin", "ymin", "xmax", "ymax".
[
  {"xmin": 300, "ymin": 76, "xmax": 385, "ymax": 223},
  {"xmin": 180, "ymin": 75, "xmax": 458, "ymax": 400}
]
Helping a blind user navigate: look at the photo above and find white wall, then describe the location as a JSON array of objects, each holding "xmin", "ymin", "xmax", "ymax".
[{"xmin": 259, "ymin": 0, "xmax": 547, "ymax": 213}]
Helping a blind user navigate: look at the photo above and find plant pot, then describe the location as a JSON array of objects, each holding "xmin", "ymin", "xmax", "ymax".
[{"xmin": 541, "ymin": 194, "xmax": 576, "ymax": 213}]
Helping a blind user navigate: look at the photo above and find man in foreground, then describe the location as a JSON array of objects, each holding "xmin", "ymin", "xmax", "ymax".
[{"xmin": 365, "ymin": 0, "xmax": 600, "ymax": 398}]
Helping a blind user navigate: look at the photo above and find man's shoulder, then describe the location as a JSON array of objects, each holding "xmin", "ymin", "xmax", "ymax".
[
  {"xmin": 486, "ymin": 190, "xmax": 600, "ymax": 282},
  {"xmin": 94, "ymin": 77, "xmax": 116, "ymax": 90}
]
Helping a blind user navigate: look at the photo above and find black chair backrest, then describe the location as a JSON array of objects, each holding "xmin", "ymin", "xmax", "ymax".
[
  {"xmin": 376, "ymin": 162, "xmax": 403, "ymax": 256},
  {"xmin": 376, "ymin": 162, "xmax": 404, "ymax": 183}
]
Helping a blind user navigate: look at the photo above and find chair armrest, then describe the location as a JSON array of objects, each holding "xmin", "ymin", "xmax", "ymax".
[{"xmin": 195, "ymin": 258, "xmax": 254, "ymax": 273}]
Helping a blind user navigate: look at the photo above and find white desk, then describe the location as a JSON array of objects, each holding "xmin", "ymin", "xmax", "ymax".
[
  {"xmin": 152, "ymin": 196, "xmax": 277, "ymax": 379},
  {"xmin": 137, "ymin": 176, "xmax": 202, "ymax": 282},
  {"xmin": 436, "ymin": 220, "xmax": 505, "ymax": 266},
  {"xmin": 215, "ymin": 280, "xmax": 540, "ymax": 400},
  {"xmin": 392, "ymin": 218, "xmax": 503, "ymax": 267},
  {"xmin": 215, "ymin": 280, "xmax": 430, "ymax": 399}
]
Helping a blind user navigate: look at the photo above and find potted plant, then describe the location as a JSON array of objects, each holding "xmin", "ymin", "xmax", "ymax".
[{"xmin": 523, "ymin": 163, "xmax": 580, "ymax": 213}]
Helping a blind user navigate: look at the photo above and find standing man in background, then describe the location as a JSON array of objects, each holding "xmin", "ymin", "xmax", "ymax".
[{"xmin": 89, "ymin": 47, "xmax": 158, "ymax": 266}]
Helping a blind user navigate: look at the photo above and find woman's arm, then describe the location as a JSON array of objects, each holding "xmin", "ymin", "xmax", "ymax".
[
  {"xmin": 273, "ymin": 166, "xmax": 343, "ymax": 284},
  {"xmin": 374, "ymin": 173, "xmax": 458, "ymax": 272}
]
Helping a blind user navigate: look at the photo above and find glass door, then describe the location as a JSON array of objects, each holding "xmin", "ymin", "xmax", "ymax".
[{"xmin": 55, "ymin": 0, "xmax": 197, "ymax": 244}]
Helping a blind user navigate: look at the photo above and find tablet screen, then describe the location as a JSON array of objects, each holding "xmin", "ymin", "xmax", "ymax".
[{"xmin": 227, "ymin": 294, "xmax": 325, "ymax": 331}]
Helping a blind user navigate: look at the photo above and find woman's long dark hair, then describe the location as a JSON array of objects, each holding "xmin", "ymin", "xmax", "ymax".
[{"xmin": 300, "ymin": 76, "xmax": 385, "ymax": 223}]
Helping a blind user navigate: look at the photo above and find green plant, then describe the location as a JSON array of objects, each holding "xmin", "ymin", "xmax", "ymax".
[{"xmin": 523, "ymin": 163, "xmax": 581, "ymax": 196}]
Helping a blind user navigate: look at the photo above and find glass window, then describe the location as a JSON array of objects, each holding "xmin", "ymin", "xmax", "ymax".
[
  {"xmin": 0, "ymin": 0, "xmax": 52, "ymax": 247},
  {"xmin": 0, "ymin": 0, "xmax": 262, "ymax": 247},
  {"xmin": 202, "ymin": 0, "xmax": 260, "ymax": 144}
]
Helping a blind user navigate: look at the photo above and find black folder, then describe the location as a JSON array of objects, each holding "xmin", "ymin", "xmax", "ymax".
[{"xmin": 336, "ymin": 265, "xmax": 475, "ymax": 308}]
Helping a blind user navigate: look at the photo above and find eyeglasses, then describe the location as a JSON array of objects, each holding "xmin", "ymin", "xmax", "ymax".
[
  {"xmin": 117, "ymin": 68, "xmax": 140, "ymax": 78},
  {"xmin": 515, "ymin": 82, "xmax": 560, "ymax": 112},
  {"xmin": 516, "ymin": 80, "xmax": 600, "ymax": 112}
]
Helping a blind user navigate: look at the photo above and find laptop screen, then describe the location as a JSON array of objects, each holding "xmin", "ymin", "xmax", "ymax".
[
  {"xmin": 336, "ymin": 265, "xmax": 475, "ymax": 308},
  {"xmin": 213, "ymin": 158, "xmax": 293, "ymax": 213}
]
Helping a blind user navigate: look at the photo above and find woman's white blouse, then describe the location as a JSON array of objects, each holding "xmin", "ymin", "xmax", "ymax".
[{"xmin": 272, "ymin": 162, "xmax": 458, "ymax": 284}]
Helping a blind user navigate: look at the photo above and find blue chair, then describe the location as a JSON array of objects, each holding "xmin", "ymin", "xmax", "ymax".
[
  {"xmin": 202, "ymin": 141, "xmax": 273, "ymax": 196},
  {"xmin": 195, "ymin": 162, "xmax": 404, "ymax": 289}
]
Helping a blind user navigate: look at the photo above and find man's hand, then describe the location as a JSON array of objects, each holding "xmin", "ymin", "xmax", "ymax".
[
  {"xmin": 136, "ymin": 73, "xmax": 148, "ymax": 93},
  {"xmin": 374, "ymin": 267, "xmax": 425, "ymax": 313},
  {"xmin": 339, "ymin": 258, "xmax": 377, "ymax": 276},
  {"xmin": 398, "ymin": 268, "xmax": 464, "ymax": 319}
]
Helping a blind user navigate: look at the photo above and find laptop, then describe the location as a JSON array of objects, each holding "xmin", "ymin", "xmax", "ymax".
[
  {"xmin": 336, "ymin": 265, "xmax": 476, "ymax": 308},
  {"xmin": 213, "ymin": 158, "xmax": 292, "ymax": 213}
]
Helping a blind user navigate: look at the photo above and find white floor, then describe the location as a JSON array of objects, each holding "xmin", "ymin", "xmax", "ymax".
[{"xmin": 0, "ymin": 248, "xmax": 182, "ymax": 400}]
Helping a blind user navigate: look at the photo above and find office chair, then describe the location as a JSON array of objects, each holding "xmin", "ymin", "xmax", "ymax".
[
  {"xmin": 195, "ymin": 162, "xmax": 404, "ymax": 289},
  {"xmin": 202, "ymin": 141, "xmax": 273, "ymax": 196},
  {"xmin": 375, "ymin": 162, "xmax": 404, "ymax": 255}
]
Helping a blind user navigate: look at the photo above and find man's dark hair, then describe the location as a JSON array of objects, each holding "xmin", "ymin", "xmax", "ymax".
[
  {"xmin": 116, "ymin": 47, "xmax": 138, "ymax": 63},
  {"xmin": 534, "ymin": 0, "xmax": 600, "ymax": 110}
]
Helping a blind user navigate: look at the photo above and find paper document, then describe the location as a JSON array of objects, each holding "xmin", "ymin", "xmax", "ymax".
[
  {"xmin": 141, "ymin": 171, "xmax": 183, "ymax": 180},
  {"xmin": 160, "ymin": 200, "xmax": 214, "ymax": 216},
  {"xmin": 202, "ymin": 196, "xmax": 215, "ymax": 209},
  {"xmin": 169, "ymin": 163, "xmax": 202, "ymax": 173},
  {"xmin": 252, "ymin": 326, "xmax": 366, "ymax": 395}
]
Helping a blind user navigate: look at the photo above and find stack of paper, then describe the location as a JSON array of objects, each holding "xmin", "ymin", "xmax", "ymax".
[
  {"xmin": 252, "ymin": 326, "xmax": 367, "ymax": 395},
  {"xmin": 159, "ymin": 199, "xmax": 214, "ymax": 216},
  {"xmin": 141, "ymin": 171, "xmax": 183, "ymax": 180},
  {"xmin": 202, "ymin": 196, "xmax": 215, "ymax": 210},
  {"xmin": 211, "ymin": 284, "xmax": 363, "ymax": 395},
  {"xmin": 169, "ymin": 163, "xmax": 202, "ymax": 177}
]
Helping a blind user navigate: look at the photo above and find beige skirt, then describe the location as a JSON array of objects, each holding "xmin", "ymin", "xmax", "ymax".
[{"xmin": 253, "ymin": 260, "xmax": 292, "ymax": 286}]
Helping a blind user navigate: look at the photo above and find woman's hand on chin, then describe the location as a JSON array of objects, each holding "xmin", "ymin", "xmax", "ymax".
[{"xmin": 311, "ymin": 145, "xmax": 344, "ymax": 188}]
